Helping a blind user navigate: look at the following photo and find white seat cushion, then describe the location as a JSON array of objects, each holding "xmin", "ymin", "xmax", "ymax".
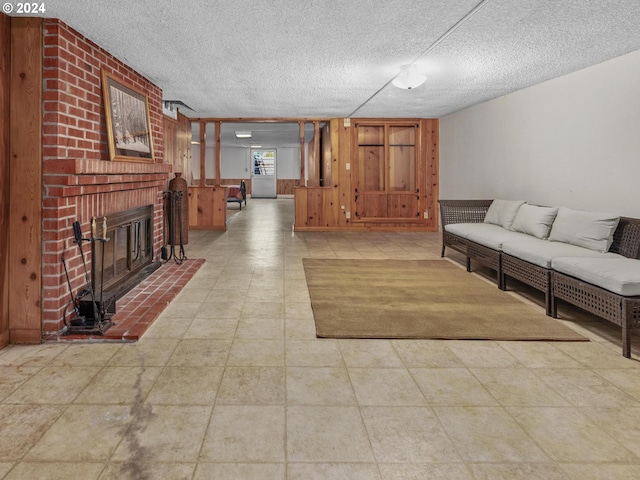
[
  {"xmin": 502, "ymin": 239, "xmax": 619, "ymax": 268},
  {"xmin": 552, "ymin": 256, "xmax": 640, "ymax": 296},
  {"xmin": 445, "ymin": 223, "xmax": 531, "ymax": 250},
  {"xmin": 444, "ymin": 222, "xmax": 476, "ymax": 238}
]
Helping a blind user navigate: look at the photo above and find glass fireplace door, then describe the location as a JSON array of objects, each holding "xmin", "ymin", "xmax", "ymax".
[{"xmin": 91, "ymin": 205, "xmax": 154, "ymax": 299}]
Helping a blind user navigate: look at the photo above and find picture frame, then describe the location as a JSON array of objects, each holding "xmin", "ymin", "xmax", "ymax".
[{"xmin": 101, "ymin": 70, "xmax": 155, "ymax": 162}]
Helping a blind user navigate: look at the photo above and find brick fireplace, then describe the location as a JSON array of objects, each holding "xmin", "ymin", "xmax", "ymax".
[
  {"xmin": 95, "ymin": 204, "xmax": 156, "ymax": 300},
  {"xmin": 41, "ymin": 19, "xmax": 172, "ymax": 336}
]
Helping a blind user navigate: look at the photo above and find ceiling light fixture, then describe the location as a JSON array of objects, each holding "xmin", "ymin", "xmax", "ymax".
[
  {"xmin": 391, "ymin": 64, "xmax": 427, "ymax": 90},
  {"xmin": 235, "ymin": 131, "xmax": 252, "ymax": 139}
]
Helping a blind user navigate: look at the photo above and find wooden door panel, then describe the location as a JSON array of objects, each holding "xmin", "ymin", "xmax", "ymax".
[
  {"xmin": 357, "ymin": 146, "xmax": 384, "ymax": 191},
  {"xmin": 388, "ymin": 193, "xmax": 419, "ymax": 218},
  {"xmin": 307, "ymin": 188, "xmax": 324, "ymax": 226},
  {"xmin": 389, "ymin": 125, "xmax": 416, "ymax": 145},
  {"xmin": 389, "ymin": 145, "xmax": 415, "ymax": 191},
  {"xmin": 357, "ymin": 125, "xmax": 384, "ymax": 145},
  {"xmin": 356, "ymin": 193, "xmax": 387, "ymax": 218}
]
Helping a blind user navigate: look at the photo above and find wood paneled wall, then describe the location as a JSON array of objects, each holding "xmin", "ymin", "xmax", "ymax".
[
  {"xmin": 320, "ymin": 122, "xmax": 331, "ymax": 187},
  {"xmin": 422, "ymin": 118, "xmax": 439, "ymax": 226},
  {"xmin": 0, "ymin": 13, "xmax": 10, "ymax": 348},
  {"xmin": 277, "ymin": 179, "xmax": 300, "ymax": 195},
  {"xmin": 294, "ymin": 118, "xmax": 439, "ymax": 232},
  {"xmin": 187, "ymin": 186, "xmax": 227, "ymax": 230},
  {"xmin": 163, "ymin": 110, "xmax": 192, "ymax": 183},
  {"xmin": 8, "ymin": 17, "xmax": 43, "ymax": 343}
]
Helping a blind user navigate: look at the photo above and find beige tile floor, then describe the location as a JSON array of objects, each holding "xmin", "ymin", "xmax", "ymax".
[{"xmin": 1, "ymin": 198, "xmax": 640, "ymax": 479}]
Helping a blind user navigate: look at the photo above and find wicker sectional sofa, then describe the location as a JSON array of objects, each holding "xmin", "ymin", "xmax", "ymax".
[{"xmin": 439, "ymin": 199, "xmax": 640, "ymax": 358}]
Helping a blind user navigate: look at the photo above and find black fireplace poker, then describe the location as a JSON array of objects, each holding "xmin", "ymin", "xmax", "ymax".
[{"xmin": 62, "ymin": 219, "xmax": 114, "ymax": 336}]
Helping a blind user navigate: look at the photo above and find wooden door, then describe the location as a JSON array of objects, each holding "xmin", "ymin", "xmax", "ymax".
[{"xmin": 353, "ymin": 122, "xmax": 420, "ymax": 221}]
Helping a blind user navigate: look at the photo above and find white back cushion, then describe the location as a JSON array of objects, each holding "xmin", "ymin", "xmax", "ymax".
[
  {"xmin": 548, "ymin": 207, "xmax": 620, "ymax": 253},
  {"xmin": 483, "ymin": 199, "xmax": 525, "ymax": 230},
  {"xmin": 511, "ymin": 204, "xmax": 559, "ymax": 239}
]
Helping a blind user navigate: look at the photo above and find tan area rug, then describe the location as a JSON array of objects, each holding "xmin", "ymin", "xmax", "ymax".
[{"xmin": 303, "ymin": 258, "xmax": 587, "ymax": 341}]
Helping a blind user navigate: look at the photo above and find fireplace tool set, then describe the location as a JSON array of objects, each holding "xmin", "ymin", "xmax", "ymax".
[
  {"xmin": 61, "ymin": 218, "xmax": 115, "ymax": 335},
  {"xmin": 162, "ymin": 190, "xmax": 187, "ymax": 263}
]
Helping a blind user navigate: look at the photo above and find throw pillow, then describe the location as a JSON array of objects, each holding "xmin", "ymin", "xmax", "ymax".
[
  {"xmin": 511, "ymin": 204, "xmax": 559, "ymax": 239},
  {"xmin": 484, "ymin": 199, "xmax": 526, "ymax": 230},
  {"xmin": 548, "ymin": 207, "xmax": 620, "ymax": 253}
]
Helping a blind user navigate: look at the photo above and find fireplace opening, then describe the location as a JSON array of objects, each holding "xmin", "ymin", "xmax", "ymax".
[{"xmin": 92, "ymin": 204, "xmax": 160, "ymax": 301}]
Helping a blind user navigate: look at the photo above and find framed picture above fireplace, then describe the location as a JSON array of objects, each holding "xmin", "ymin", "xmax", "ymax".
[{"xmin": 101, "ymin": 70, "xmax": 155, "ymax": 162}]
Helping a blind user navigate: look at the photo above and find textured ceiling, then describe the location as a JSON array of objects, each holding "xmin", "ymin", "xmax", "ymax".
[
  {"xmin": 16, "ymin": 0, "xmax": 640, "ymax": 147},
  {"xmin": 33, "ymin": 0, "xmax": 640, "ymax": 121}
]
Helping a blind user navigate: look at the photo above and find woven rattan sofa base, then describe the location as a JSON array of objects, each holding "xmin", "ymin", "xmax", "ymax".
[
  {"xmin": 439, "ymin": 200, "xmax": 493, "ymax": 257},
  {"xmin": 442, "ymin": 231, "xmax": 467, "ymax": 257},
  {"xmin": 502, "ymin": 253, "xmax": 552, "ymax": 315},
  {"xmin": 551, "ymin": 271, "xmax": 640, "ymax": 358},
  {"xmin": 466, "ymin": 240, "xmax": 503, "ymax": 288}
]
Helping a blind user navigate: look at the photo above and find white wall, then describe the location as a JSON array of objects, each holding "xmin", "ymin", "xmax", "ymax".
[
  {"xmin": 221, "ymin": 147, "xmax": 249, "ymax": 178},
  {"xmin": 440, "ymin": 48, "xmax": 640, "ymax": 218},
  {"xmin": 220, "ymin": 146, "xmax": 300, "ymax": 179},
  {"xmin": 276, "ymin": 147, "xmax": 300, "ymax": 179}
]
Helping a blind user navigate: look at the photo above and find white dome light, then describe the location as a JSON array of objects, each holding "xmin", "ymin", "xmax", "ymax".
[{"xmin": 391, "ymin": 64, "xmax": 426, "ymax": 90}]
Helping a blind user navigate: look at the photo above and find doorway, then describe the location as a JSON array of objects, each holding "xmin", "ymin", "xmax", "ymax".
[{"xmin": 251, "ymin": 149, "xmax": 277, "ymax": 198}]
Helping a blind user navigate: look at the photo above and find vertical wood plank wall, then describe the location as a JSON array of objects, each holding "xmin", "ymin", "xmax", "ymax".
[
  {"xmin": 187, "ymin": 186, "xmax": 227, "ymax": 230},
  {"xmin": 163, "ymin": 115, "xmax": 177, "ymax": 172},
  {"xmin": 277, "ymin": 180, "xmax": 300, "ymax": 195},
  {"xmin": 9, "ymin": 17, "xmax": 43, "ymax": 343},
  {"xmin": 0, "ymin": 14, "xmax": 10, "ymax": 348},
  {"xmin": 294, "ymin": 118, "xmax": 438, "ymax": 231},
  {"xmin": 177, "ymin": 112, "xmax": 192, "ymax": 179},
  {"xmin": 422, "ymin": 118, "xmax": 439, "ymax": 228},
  {"xmin": 163, "ymin": 111, "xmax": 192, "ymax": 183},
  {"xmin": 335, "ymin": 118, "xmax": 351, "ymax": 227},
  {"xmin": 320, "ymin": 122, "xmax": 331, "ymax": 187}
]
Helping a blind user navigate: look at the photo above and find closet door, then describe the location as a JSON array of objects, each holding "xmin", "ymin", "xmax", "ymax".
[
  {"xmin": 355, "ymin": 125, "xmax": 385, "ymax": 217},
  {"xmin": 353, "ymin": 122, "xmax": 420, "ymax": 221}
]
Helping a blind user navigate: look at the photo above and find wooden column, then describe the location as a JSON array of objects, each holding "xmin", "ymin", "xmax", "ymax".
[
  {"xmin": 320, "ymin": 122, "xmax": 331, "ymax": 187},
  {"xmin": 307, "ymin": 121, "xmax": 321, "ymax": 187},
  {"xmin": 215, "ymin": 120, "xmax": 221, "ymax": 186},
  {"xmin": 313, "ymin": 120, "xmax": 320, "ymax": 181},
  {"xmin": 176, "ymin": 110, "xmax": 192, "ymax": 181},
  {"xmin": 299, "ymin": 121, "xmax": 305, "ymax": 185},
  {"xmin": 0, "ymin": 13, "xmax": 10, "ymax": 348},
  {"xmin": 163, "ymin": 114, "xmax": 178, "ymax": 169},
  {"xmin": 422, "ymin": 118, "xmax": 439, "ymax": 228},
  {"xmin": 199, "ymin": 120, "xmax": 206, "ymax": 184},
  {"xmin": 335, "ymin": 118, "xmax": 351, "ymax": 227},
  {"xmin": 9, "ymin": 17, "xmax": 43, "ymax": 344}
]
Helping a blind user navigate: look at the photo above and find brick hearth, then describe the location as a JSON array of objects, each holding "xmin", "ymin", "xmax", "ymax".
[{"xmin": 45, "ymin": 258, "xmax": 204, "ymax": 342}]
